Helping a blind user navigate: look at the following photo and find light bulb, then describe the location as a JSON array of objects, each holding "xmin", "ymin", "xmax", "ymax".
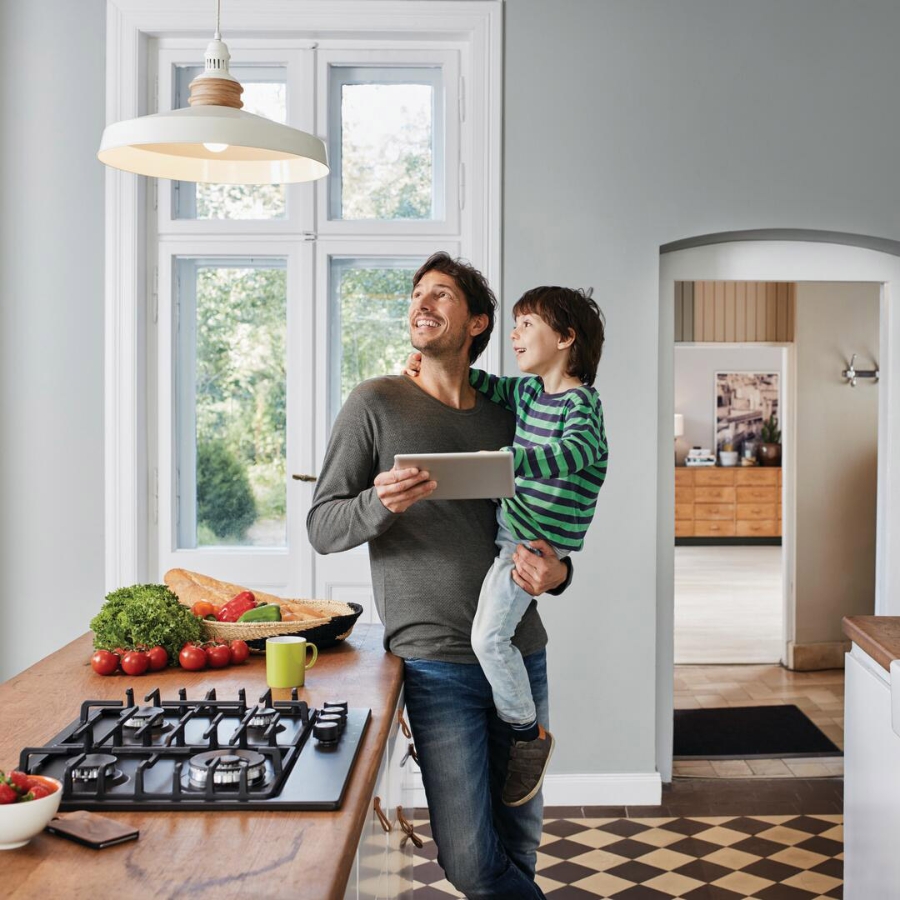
[{"xmin": 203, "ymin": 142, "xmax": 229, "ymax": 153}]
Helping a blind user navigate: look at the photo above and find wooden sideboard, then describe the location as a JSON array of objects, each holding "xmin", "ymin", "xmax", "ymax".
[{"xmin": 675, "ymin": 466, "xmax": 782, "ymax": 538}]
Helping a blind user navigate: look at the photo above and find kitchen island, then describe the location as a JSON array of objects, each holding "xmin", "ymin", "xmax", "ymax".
[
  {"xmin": 841, "ymin": 616, "xmax": 900, "ymax": 900},
  {"xmin": 0, "ymin": 624, "xmax": 413, "ymax": 900}
]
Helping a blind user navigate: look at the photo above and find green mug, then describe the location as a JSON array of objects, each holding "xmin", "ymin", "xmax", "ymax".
[{"xmin": 266, "ymin": 636, "xmax": 318, "ymax": 688}]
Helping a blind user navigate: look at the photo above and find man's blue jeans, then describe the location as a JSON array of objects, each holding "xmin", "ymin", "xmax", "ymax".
[{"xmin": 403, "ymin": 650, "xmax": 549, "ymax": 899}]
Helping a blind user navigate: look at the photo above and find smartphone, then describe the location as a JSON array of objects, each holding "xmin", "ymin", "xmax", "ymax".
[{"xmin": 46, "ymin": 811, "xmax": 139, "ymax": 849}]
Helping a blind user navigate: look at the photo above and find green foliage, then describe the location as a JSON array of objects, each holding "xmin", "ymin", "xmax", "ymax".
[
  {"xmin": 197, "ymin": 438, "xmax": 258, "ymax": 539},
  {"xmin": 192, "ymin": 265, "xmax": 286, "ymax": 544},
  {"xmin": 90, "ymin": 584, "xmax": 203, "ymax": 660},
  {"xmin": 337, "ymin": 266, "xmax": 416, "ymax": 408},
  {"xmin": 341, "ymin": 84, "xmax": 433, "ymax": 220},
  {"xmin": 761, "ymin": 414, "xmax": 781, "ymax": 444}
]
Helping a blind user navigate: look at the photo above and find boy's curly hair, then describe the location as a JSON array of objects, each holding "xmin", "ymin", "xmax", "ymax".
[{"xmin": 513, "ymin": 286, "xmax": 605, "ymax": 385}]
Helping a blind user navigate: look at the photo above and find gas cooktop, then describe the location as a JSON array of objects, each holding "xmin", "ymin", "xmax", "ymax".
[{"xmin": 19, "ymin": 686, "xmax": 371, "ymax": 811}]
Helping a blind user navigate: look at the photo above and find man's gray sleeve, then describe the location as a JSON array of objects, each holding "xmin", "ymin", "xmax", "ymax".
[{"xmin": 306, "ymin": 388, "xmax": 397, "ymax": 554}]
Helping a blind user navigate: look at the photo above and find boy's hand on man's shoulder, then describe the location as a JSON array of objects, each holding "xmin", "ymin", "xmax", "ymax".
[
  {"xmin": 374, "ymin": 466, "xmax": 437, "ymax": 513},
  {"xmin": 402, "ymin": 352, "xmax": 423, "ymax": 378}
]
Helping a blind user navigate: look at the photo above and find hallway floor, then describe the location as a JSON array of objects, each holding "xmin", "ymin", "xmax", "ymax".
[
  {"xmin": 675, "ymin": 546, "xmax": 783, "ymax": 665},
  {"xmin": 673, "ymin": 664, "xmax": 844, "ymax": 779}
]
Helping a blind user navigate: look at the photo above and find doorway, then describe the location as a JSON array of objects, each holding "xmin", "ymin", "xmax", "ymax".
[{"xmin": 656, "ymin": 231, "xmax": 900, "ymax": 782}]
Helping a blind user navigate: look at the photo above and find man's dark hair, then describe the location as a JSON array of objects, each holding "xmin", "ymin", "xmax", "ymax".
[
  {"xmin": 412, "ymin": 252, "xmax": 497, "ymax": 363},
  {"xmin": 513, "ymin": 286, "xmax": 605, "ymax": 385}
]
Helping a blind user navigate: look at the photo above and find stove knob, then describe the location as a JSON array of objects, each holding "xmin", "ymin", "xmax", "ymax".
[
  {"xmin": 323, "ymin": 701, "xmax": 348, "ymax": 715},
  {"xmin": 317, "ymin": 713, "xmax": 344, "ymax": 735},
  {"xmin": 313, "ymin": 721, "xmax": 339, "ymax": 744}
]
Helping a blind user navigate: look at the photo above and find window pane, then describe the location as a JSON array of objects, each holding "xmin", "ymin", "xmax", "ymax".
[
  {"xmin": 329, "ymin": 259, "xmax": 420, "ymax": 422},
  {"xmin": 173, "ymin": 67, "xmax": 287, "ymax": 220},
  {"xmin": 330, "ymin": 67, "xmax": 443, "ymax": 221},
  {"xmin": 177, "ymin": 259, "xmax": 287, "ymax": 548}
]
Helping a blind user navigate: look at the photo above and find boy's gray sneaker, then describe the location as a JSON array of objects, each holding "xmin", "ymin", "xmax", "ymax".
[{"xmin": 502, "ymin": 725, "xmax": 555, "ymax": 807}]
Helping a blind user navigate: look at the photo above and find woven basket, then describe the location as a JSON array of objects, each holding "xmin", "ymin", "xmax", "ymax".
[{"xmin": 200, "ymin": 600, "xmax": 364, "ymax": 653}]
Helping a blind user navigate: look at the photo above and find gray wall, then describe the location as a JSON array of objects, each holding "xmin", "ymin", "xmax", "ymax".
[
  {"xmin": 0, "ymin": 0, "xmax": 106, "ymax": 680},
  {"xmin": 794, "ymin": 283, "xmax": 879, "ymax": 645},
  {"xmin": 504, "ymin": 0, "xmax": 900, "ymax": 777},
  {"xmin": 674, "ymin": 346, "xmax": 784, "ymax": 466}
]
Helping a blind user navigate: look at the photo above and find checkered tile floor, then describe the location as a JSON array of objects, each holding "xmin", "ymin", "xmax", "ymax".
[{"xmin": 413, "ymin": 813, "xmax": 843, "ymax": 899}]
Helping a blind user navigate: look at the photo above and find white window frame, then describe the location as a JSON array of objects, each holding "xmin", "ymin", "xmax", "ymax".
[
  {"xmin": 104, "ymin": 1, "xmax": 502, "ymax": 589},
  {"xmin": 317, "ymin": 49, "xmax": 460, "ymax": 236}
]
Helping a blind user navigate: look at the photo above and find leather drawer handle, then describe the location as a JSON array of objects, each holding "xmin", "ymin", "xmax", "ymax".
[
  {"xmin": 397, "ymin": 806, "xmax": 423, "ymax": 849},
  {"xmin": 374, "ymin": 796, "xmax": 392, "ymax": 832},
  {"xmin": 398, "ymin": 710, "xmax": 412, "ymax": 739}
]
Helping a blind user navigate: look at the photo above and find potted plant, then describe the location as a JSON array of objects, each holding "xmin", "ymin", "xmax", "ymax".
[{"xmin": 758, "ymin": 414, "xmax": 781, "ymax": 467}]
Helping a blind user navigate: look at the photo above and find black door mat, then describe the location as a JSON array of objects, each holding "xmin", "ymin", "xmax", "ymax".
[{"xmin": 674, "ymin": 704, "xmax": 842, "ymax": 759}]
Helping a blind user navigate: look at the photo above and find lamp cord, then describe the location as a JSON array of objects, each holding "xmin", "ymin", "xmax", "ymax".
[{"xmin": 214, "ymin": 0, "xmax": 221, "ymax": 39}]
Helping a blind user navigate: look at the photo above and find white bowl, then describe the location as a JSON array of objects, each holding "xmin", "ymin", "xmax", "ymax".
[
  {"xmin": 719, "ymin": 451, "xmax": 739, "ymax": 467},
  {"xmin": 0, "ymin": 777, "xmax": 62, "ymax": 850}
]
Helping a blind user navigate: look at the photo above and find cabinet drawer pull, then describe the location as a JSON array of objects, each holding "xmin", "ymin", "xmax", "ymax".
[
  {"xmin": 373, "ymin": 796, "xmax": 392, "ymax": 832},
  {"xmin": 400, "ymin": 741, "xmax": 419, "ymax": 768},
  {"xmin": 398, "ymin": 710, "xmax": 412, "ymax": 739},
  {"xmin": 397, "ymin": 806, "xmax": 424, "ymax": 849}
]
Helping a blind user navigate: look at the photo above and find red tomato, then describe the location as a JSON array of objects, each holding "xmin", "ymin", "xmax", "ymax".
[
  {"xmin": 120, "ymin": 651, "xmax": 150, "ymax": 676},
  {"xmin": 206, "ymin": 644, "xmax": 231, "ymax": 669},
  {"xmin": 179, "ymin": 644, "xmax": 207, "ymax": 671},
  {"xmin": 91, "ymin": 650, "xmax": 120, "ymax": 676},
  {"xmin": 147, "ymin": 646, "xmax": 168, "ymax": 671},
  {"xmin": 228, "ymin": 640, "xmax": 250, "ymax": 665}
]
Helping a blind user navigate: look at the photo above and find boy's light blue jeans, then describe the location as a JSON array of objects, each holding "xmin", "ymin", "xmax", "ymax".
[
  {"xmin": 472, "ymin": 506, "xmax": 569, "ymax": 726},
  {"xmin": 403, "ymin": 649, "xmax": 549, "ymax": 898}
]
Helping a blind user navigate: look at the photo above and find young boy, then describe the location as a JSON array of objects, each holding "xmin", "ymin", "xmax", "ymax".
[{"xmin": 407, "ymin": 285, "xmax": 607, "ymax": 807}]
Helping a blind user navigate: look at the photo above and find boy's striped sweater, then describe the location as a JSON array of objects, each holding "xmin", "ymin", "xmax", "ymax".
[{"xmin": 470, "ymin": 369, "xmax": 608, "ymax": 551}]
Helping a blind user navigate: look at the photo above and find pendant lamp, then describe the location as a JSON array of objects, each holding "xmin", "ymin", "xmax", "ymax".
[{"xmin": 97, "ymin": 1, "xmax": 328, "ymax": 184}]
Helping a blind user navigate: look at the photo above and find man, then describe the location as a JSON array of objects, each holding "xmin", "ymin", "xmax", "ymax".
[{"xmin": 307, "ymin": 252, "xmax": 570, "ymax": 899}]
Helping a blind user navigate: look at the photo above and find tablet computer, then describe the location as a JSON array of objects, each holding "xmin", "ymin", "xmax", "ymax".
[{"xmin": 393, "ymin": 451, "xmax": 515, "ymax": 500}]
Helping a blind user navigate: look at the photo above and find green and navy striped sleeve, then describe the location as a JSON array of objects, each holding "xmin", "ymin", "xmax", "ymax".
[{"xmin": 470, "ymin": 368, "xmax": 522, "ymax": 412}]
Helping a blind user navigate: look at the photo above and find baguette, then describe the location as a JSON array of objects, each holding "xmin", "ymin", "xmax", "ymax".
[{"xmin": 163, "ymin": 569, "xmax": 331, "ymax": 623}]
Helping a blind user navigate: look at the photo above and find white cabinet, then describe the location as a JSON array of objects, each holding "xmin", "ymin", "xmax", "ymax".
[
  {"xmin": 843, "ymin": 646, "xmax": 900, "ymax": 899},
  {"xmin": 344, "ymin": 695, "xmax": 417, "ymax": 900}
]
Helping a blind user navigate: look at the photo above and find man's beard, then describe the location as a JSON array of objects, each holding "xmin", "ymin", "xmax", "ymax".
[{"xmin": 410, "ymin": 326, "xmax": 469, "ymax": 360}]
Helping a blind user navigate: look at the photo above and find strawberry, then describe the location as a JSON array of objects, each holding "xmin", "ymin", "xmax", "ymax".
[
  {"xmin": 0, "ymin": 783, "xmax": 18, "ymax": 804},
  {"xmin": 28, "ymin": 785, "xmax": 50, "ymax": 800},
  {"xmin": 8, "ymin": 771, "xmax": 29, "ymax": 794}
]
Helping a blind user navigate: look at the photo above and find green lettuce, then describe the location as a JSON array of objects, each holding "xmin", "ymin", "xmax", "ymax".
[{"xmin": 90, "ymin": 584, "xmax": 203, "ymax": 662}]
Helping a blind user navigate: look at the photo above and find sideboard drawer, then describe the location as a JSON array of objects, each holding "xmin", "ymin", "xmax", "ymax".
[
  {"xmin": 695, "ymin": 503, "xmax": 735, "ymax": 521},
  {"xmin": 694, "ymin": 469, "xmax": 736, "ymax": 486},
  {"xmin": 675, "ymin": 502, "xmax": 695, "ymax": 521},
  {"xmin": 694, "ymin": 521, "xmax": 736, "ymax": 537},
  {"xmin": 735, "ymin": 468, "xmax": 778, "ymax": 485},
  {"xmin": 675, "ymin": 487, "xmax": 695, "ymax": 503},
  {"xmin": 736, "ymin": 520, "xmax": 779, "ymax": 537},
  {"xmin": 736, "ymin": 486, "xmax": 778, "ymax": 503},
  {"xmin": 675, "ymin": 520, "xmax": 695, "ymax": 537},
  {"xmin": 675, "ymin": 468, "xmax": 694, "ymax": 486},
  {"xmin": 695, "ymin": 486, "xmax": 736, "ymax": 503},
  {"xmin": 736, "ymin": 503, "xmax": 778, "ymax": 520}
]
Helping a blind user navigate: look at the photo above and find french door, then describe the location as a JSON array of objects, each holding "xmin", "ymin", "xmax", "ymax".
[{"xmin": 151, "ymin": 36, "xmax": 480, "ymax": 620}]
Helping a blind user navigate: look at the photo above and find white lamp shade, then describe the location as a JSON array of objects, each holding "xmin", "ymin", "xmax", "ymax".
[
  {"xmin": 674, "ymin": 413, "xmax": 684, "ymax": 438},
  {"xmin": 98, "ymin": 104, "xmax": 329, "ymax": 184}
]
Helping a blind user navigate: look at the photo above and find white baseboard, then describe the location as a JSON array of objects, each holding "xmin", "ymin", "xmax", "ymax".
[{"xmin": 404, "ymin": 771, "xmax": 662, "ymax": 810}]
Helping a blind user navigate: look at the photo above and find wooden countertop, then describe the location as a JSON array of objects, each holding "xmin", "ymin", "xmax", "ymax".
[
  {"xmin": 0, "ymin": 624, "xmax": 402, "ymax": 900},
  {"xmin": 842, "ymin": 616, "xmax": 900, "ymax": 673}
]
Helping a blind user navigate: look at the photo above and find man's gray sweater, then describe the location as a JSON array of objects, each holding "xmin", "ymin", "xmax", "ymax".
[{"xmin": 306, "ymin": 375, "xmax": 548, "ymax": 663}]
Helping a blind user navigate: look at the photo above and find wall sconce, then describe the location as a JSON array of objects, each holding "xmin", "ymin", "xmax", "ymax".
[{"xmin": 842, "ymin": 354, "xmax": 879, "ymax": 388}]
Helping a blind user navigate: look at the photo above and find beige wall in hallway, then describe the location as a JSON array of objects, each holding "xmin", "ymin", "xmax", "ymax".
[{"xmin": 794, "ymin": 283, "xmax": 879, "ymax": 645}]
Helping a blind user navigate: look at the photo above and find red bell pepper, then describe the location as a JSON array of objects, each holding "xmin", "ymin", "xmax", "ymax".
[{"xmin": 216, "ymin": 591, "xmax": 256, "ymax": 622}]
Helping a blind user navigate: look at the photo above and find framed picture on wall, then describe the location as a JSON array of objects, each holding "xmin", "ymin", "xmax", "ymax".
[{"xmin": 715, "ymin": 372, "xmax": 779, "ymax": 454}]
